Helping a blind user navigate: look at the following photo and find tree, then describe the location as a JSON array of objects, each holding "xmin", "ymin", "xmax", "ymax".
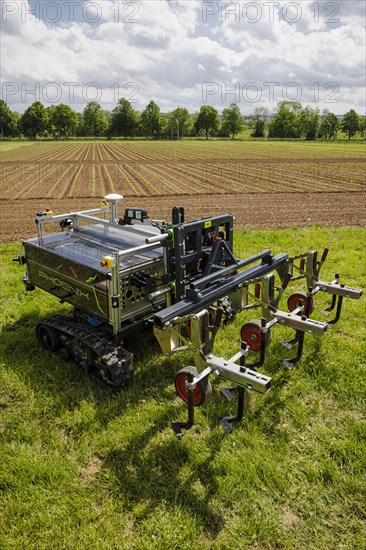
[
  {"xmin": 12, "ymin": 111, "xmax": 21, "ymax": 136},
  {"xmin": 109, "ymin": 98, "xmax": 138, "ymax": 139},
  {"xmin": 140, "ymin": 101, "xmax": 161, "ymax": 139},
  {"xmin": 342, "ymin": 109, "xmax": 360, "ymax": 140},
  {"xmin": 45, "ymin": 106, "xmax": 57, "ymax": 137},
  {"xmin": 250, "ymin": 107, "xmax": 269, "ymax": 138},
  {"xmin": 83, "ymin": 101, "xmax": 107, "ymax": 137},
  {"xmin": 166, "ymin": 107, "xmax": 192, "ymax": 139},
  {"xmin": 0, "ymin": 100, "xmax": 19, "ymax": 138},
  {"xmin": 268, "ymin": 101, "xmax": 302, "ymax": 139},
  {"xmin": 20, "ymin": 101, "xmax": 47, "ymax": 139},
  {"xmin": 221, "ymin": 103, "xmax": 243, "ymax": 139},
  {"xmin": 75, "ymin": 112, "xmax": 85, "ymax": 137},
  {"xmin": 359, "ymin": 116, "xmax": 366, "ymax": 139},
  {"xmin": 49, "ymin": 104, "xmax": 78, "ymax": 138},
  {"xmin": 299, "ymin": 106, "xmax": 319, "ymax": 140},
  {"xmin": 102, "ymin": 109, "xmax": 112, "ymax": 131},
  {"xmin": 318, "ymin": 110, "xmax": 340, "ymax": 140},
  {"xmin": 194, "ymin": 105, "xmax": 220, "ymax": 139}
]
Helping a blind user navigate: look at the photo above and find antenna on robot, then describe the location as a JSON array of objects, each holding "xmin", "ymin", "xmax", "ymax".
[{"xmin": 104, "ymin": 194, "xmax": 123, "ymax": 223}]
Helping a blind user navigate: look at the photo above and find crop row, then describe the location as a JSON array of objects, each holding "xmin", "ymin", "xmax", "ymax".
[
  {"xmin": 2, "ymin": 141, "xmax": 365, "ymax": 163},
  {"xmin": 0, "ymin": 161, "xmax": 364, "ymax": 200}
]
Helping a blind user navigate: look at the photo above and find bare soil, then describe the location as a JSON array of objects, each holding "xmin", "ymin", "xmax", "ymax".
[{"xmin": 2, "ymin": 191, "xmax": 365, "ymax": 243}]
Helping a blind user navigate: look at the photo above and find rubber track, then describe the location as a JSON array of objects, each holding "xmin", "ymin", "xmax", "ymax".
[{"xmin": 38, "ymin": 315, "xmax": 134, "ymax": 389}]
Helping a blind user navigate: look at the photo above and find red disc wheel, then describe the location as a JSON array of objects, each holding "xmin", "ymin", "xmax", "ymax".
[
  {"xmin": 174, "ymin": 366, "xmax": 211, "ymax": 407},
  {"xmin": 287, "ymin": 291, "xmax": 314, "ymax": 315},
  {"xmin": 241, "ymin": 320, "xmax": 270, "ymax": 352}
]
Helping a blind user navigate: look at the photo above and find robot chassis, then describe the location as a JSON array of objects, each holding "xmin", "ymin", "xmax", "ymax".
[{"xmin": 16, "ymin": 194, "xmax": 362, "ymax": 437}]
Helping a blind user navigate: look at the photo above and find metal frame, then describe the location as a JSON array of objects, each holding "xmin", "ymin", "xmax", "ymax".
[
  {"xmin": 166, "ymin": 213, "xmax": 234, "ymax": 301},
  {"xmin": 33, "ymin": 203, "xmax": 167, "ymax": 336}
]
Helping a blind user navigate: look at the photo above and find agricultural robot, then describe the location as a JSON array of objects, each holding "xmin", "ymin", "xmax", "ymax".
[{"xmin": 15, "ymin": 195, "xmax": 362, "ymax": 437}]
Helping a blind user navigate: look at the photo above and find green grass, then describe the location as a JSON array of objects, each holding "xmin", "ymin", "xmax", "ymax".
[
  {"xmin": 0, "ymin": 141, "xmax": 34, "ymax": 150},
  {"xmin": 1, "ymin": 227, "xmax": 365, "ymax": 549}
]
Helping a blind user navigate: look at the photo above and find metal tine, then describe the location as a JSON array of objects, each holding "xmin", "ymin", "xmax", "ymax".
[
  {"xmin": 281, "ymin": 329, "xmax": 301, "ymax": 350},
  {"xmin": 281, "ymin": 330, "xmax": 305, "ymax": 369},
  {"xmin": 171, "ymin": 372, "xmax": 195, "ymax": 440},
  {"xmin": 280, "ymin": 303, "xmax": 304, "ymax": 349},
  {"xmin": 327, "ymin": 296, "xmax": 344, "ymax": 326},
  {"xmin": 318, "ymin": 294, "xmax": 337, "ymax": 316},
  {"xmin": 316, "ymin": 247, "xmax": 329, "ymax": 277},
  {"xmin": 220, "ymin": 387, "xmax": 236, "ymax": 402},
  {"xmin": 280, "ymin": 291, "xmax": 315, "ymax": 367},
  {"xmin": 220, "ymin": 350, "xmax": 247, "ymax": 433},
  {"xmin": 274, "ymin": 271, "xmax": 292, "ymax": 308}
]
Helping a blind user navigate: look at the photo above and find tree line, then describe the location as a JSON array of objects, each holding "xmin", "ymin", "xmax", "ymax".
[{"xmin": 0, "ymin": 99, "xmax": 364, "ymax": 141}]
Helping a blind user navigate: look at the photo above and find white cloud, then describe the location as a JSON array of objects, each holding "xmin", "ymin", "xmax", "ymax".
[{"xmin": 0, "ymin": 0, "xmax": 364, "ymax": 114}]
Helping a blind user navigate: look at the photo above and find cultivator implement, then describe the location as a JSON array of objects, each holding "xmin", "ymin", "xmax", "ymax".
[
  {"xmin": 16, "ymin": 195, "xmax": 362, "ymax": 436},
  {"xmin": 152, "ymin": 244, "xmax": 361, "ymax": 436}
]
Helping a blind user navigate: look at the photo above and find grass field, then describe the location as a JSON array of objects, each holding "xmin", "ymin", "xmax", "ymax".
[{"xmin": 1, "ymin": 226, "xmax": 365, "ymax": 549}]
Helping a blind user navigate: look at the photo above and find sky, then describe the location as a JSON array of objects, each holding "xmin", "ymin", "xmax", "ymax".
[{"xmin": 1, "ymin": 0, "xmax": 365, "ymax": 114}]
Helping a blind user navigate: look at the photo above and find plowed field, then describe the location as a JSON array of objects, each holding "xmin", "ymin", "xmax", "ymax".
[{"xmin": 1, "ymin": 141, "xmax": 365, "ymax": 242}]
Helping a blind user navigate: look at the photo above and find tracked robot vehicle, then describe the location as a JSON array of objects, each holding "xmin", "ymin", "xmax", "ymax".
[{"xmin": 15, "ymin": 194, "xmax": 362, "ymax": 436}]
